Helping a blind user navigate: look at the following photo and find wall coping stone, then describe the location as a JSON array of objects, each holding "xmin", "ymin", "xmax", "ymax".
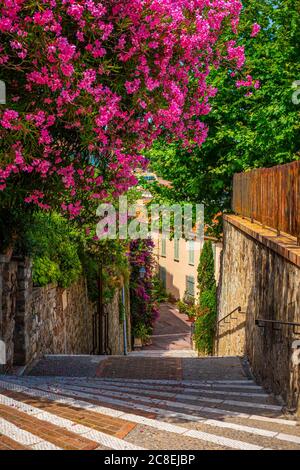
[{"xmin": 224, "ymin": 214, "xmax": 300, "ymax": 268}]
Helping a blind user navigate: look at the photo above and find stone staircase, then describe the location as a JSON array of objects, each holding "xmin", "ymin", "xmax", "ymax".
[{"xmin": 0, "ymin": 356, "xmax": 299, "ymax": 450}]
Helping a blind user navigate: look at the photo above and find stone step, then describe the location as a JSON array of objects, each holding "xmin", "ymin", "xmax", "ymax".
[
  {"xmin": 129, "ymin": 350, "xmax": 198, "ymax": 358},
  {"xmin": 0, "ymin": 381, "xmax": 275, "ymax": 450},
  {"xmin": 0, "ymin": 417, "xmax": 61, "ymax": 450},
  {"xmin": 1, "ymin": 378, "xmax": 297, "ymax": 428},
  {"xmin": 0, "ymin": 388, "xmax": 143, "ymax": 450},
  {"xmin": 55, "ymin": 378, "xmax": 271, "ymax": 402},
  {"xmin": 1, "ymin": 377, "xmax": 286, "ymax": 419},
  {"xmin": 11, "ymin": 374, "xmax": 265, "ymax": 391},
  {"xmin": 30, "ymin": 378, "xmax": 274, "ymax": 409},
  {"xmin": 90, "ymin": 377, "xmax": 264, "ymax": 390},
  {"xmin": 0, "ymin": 378, "xmax": 299, "ymax": 450},
  {"xmin": 31, "ymin": 380, "xmax": 282, "ymax": 414}
]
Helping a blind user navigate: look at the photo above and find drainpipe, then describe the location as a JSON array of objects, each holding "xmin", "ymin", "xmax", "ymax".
[
  {"xmin": 98, "ymin": 262, "xmax": 105, "ymax": 355},
  {"xmin": 0, "ymin": 258, "xmax": 4, "ymax": 372},
  {"xmin": 122, "ymin": 285, "xmax": 128, "ymax": 356}
]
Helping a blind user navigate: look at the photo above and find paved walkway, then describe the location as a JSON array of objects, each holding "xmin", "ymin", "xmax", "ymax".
[
  {"xmin": 135, "ymin": 302, "xmax": 197, "ymax": 357},
  {"xmin": 0, "ymin": 369, "xmax": 299, "ymax": 450},
  {"xmin": 0, "ymin": 304, "xmax": 299, "ymax": 450}
]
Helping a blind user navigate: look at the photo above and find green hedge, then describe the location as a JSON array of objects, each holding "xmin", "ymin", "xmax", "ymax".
[
  {"xmin": 194, "ymin": 288, "xmax": 217, "ymax": 355},
  {"xmin": 24, "ymin": 212, "xmax": 82, "ymax": 288},
  {"xmin": 194, "ymin": 240, "xmax": 217, "ymax": 355}
]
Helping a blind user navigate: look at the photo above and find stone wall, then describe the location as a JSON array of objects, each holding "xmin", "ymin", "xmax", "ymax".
[
  {"xmin": 23, "ymin": 278, "xmax": 95, "ymax": 365},
  {"xmin": 0, "ymin": 256, "xmax": 18, "ymax": 370},
  {"xmin": 216, "ymin": 216, "xmax": 300, "ymax": 413},
  {"xmin": 1, "ymin": 256, "xmax": 131, "ymax": 371}
]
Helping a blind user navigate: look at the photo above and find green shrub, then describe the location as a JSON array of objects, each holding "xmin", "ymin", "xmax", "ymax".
[
  {"xmin": 132, "ymin": 322, "xmax": 152, "ymax": 343},
  {"xmin": 152, "ymin": 276, "xmax": 168, "ymax": 303},
  {"xmin": 197, "ymin": 240, "xmax": 215, "ymax": 294},
  {"xmin": 32, "ymin": 257, "xmax": 60, "ymax": 287},
  {"xmin": 24, "ymin": 212, "xmax": 82, "ymax": 288},
  {"xmin": 177, "ymin": 300, "xmax": 189, "ymax": 315},
  {"xmin": 58, "ymin": 241, "xmax": 82, "ymax": 288},
  {"xmin": 194, "ymin": 289, "xmax": 217, "ymax": 354},
  {"xmin": 194, "ymin": 240, "xmax": 217, "ymax": 355}
]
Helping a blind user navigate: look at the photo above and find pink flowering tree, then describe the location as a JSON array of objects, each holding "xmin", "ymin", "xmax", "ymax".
[
  {"xmin": 129, "ymin": 238, "xmax": 159, "ymax": 337},
  {"xmin": 0, "ymin": 0, "xmax": 246, "ymax": 222}
]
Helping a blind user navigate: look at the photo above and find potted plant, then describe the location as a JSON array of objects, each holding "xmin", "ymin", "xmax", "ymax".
[
  {"xmin": 186, "ymin": 305, "xmax": 197, "ymax": 323},
  {"xmin": 177, "ymin": 300, "xmax": 189, "ymax": 315},
  {"xmin": 133, "ymin": 323, "xmax": 152, "ymax": 350}
]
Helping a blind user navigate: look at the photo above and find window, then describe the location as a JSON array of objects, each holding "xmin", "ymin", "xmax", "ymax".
[
  {"xmin": 188, "ymin": 240, "xmax": 194, "ymax": 266},
  {"xmin": 161, "ymin": 238, "xmax": 166, "ymax": 257},
  {"xmin": 160, "ymin": 267, "xmax": 167, "ymax": 288},
  {"xmin": 186, "ymin": 275, "xmax": 195, "ymax": 298},
  {"xmin": 174, "ymin": 238, "xmax": 180, "ymax": 261}
]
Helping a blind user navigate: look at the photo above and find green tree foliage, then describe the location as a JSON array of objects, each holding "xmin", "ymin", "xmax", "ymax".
[
  {"xmin": 194, "ymin": 241, "xmax": 217, "ymax": 355},
  {"xmin": 21, "ymin": 212, "xmax": 82, "ymax": 288},
  {"xmin": 197, "ymin": 240, "xmax": 216, "ymax": 295},
  {"xmin": 147, "ymin": 0, "xmax": 300, "ymax": 226}
]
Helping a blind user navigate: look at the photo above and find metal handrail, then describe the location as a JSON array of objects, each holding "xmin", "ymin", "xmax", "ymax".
[
  {"xmin": 255, "ymin": 319, "xmax": 300, "ymax": 335},
  {"xmin": 217, "ymin": 306, "xmax": 244, "ymax": 325}
]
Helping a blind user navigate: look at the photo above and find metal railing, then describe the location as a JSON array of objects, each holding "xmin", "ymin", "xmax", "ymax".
[
  {"xmin": 217, "ymin": 306, "xmax": 245, "ymax": 326},
  {"xmin": 232, "ymin": 161, "xmax": 300, "ymax": 244},
  {"xmin": 215, "ymin": 306, "xmax": 246, "ymax": 355},
  {"xmin": 255, "ymin": 319, "xmax": 300, "ymax": 335}
]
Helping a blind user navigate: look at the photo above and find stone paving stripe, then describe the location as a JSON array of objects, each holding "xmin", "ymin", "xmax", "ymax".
[
  {"xmin": 38, "ymin": 383, "xmax": 298, "ymax": 428},
  {"xmin": 276, "ymin": 433, "xmax": 300, "ymax": 444},
  {"xmin": 0, "ymin": 403, "xmax": 100, "ymax": 450},
  {"xmin": 123, "ymin": 414, "xmax": 264, "ymax": 450},
  {"xmin": 0, "ymin": 417, "xmax": 61, "ymax": 450},
  {"xmin": 94, "ymin": 384, "xmax": 270, "ymax": 406},
  {"xmin": 3, "ymin": 389, "xmax": 136, "ymax": 439},
  {"xmin": 86, "ymin": 380, "xmax": 269, "ymax": 398},
  {"xmin": 183, "ymin": 429, "xmax": 262, "ymax": 450},
  {"xmin": 248, "ymin": 415, "xmax": 297, "ymax": 426},
  {"xmin": 4, "ymin": 375, "xmax": 262, "ymax": 390},
  {"xmin": 2, "ymin": 378, "xmax": 290, "ymax": 426},
  {"xmin": 0, "ymin": 391, "xmax": 143, "ymax": 451},
  {"xmin": 58, "ymin": 379, "xmax": 269, "ymax": 401},
  {"xmin": 203, "ymin": 419, "xmax": 276, "ymax": 438},
  {"xmin": 222, "ymin": 400, "xmax": 282, "ymax": 411},
  {"xmin": 0, "ymin": 384, "xmax": 265, "ymax": 450},
  {"xmin": 87, "ymin": 377, "xmax": 263, "ymax": 390},
  {"xmin": 1, "ymin": 379, "xmax": 300, "ymax": 447},
  {"xmin": 44, "ymin": 381, "xmax": 281, "ymax": 414},
  {"xmin": 24, "ymin": 382, "xmax": 277, "ymax": 439},
  {"xmin": 31, "ymin": 441, "xmax": 64, "ymax": 450},
  {"xmin": 0, "ymin": 434, "xmax": 28, "ymax": 450}
]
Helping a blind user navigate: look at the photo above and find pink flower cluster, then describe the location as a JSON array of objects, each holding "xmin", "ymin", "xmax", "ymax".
[
  {"xmin": 236, "ymin": 74, "xmax": 260, "ymax": 92},
  {"xmin": 129, "ymin": 238, "xmax": 159, "ymax": 325},
  {"xmin": 0, "ymin": 0, "xmax": 246, "ymax": 214},
  {"xmin": 251, "ymin": 23, "xmax": 261, "ymax": 38}
]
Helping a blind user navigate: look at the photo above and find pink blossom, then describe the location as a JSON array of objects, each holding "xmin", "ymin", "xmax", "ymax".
[
  {"xmin": 0, "ymin": 0, "xmax": 246, "ymax": 215},
  {"xmin": 251, "ymin": 23, "xmax": 261, "ymax": 38},
  {"xmin": 125, "ymin": 79, "xmax": 141, "ymax": 94},
  {"xmin": 0, "ymin": 109, "xmax": 19, "ymax": 129},
  {"xmin": 236, "ymin": 75, "xmax": 253, "ymax": 88}
]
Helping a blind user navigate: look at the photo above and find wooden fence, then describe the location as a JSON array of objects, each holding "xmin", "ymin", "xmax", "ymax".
[{"xmin": 232, "ymin": 161, "xmax": 300, "ymax": 243}]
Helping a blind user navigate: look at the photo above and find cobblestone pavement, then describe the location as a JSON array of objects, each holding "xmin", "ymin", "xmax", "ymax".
[
  {"xmin": 28, "ymin": 355, "xmax": 106, "ymax": 377},
  {"xmin": 143, "ymin": 302, "xmax": 194, "ymax": 352},
  {"xmin": 1, "ymin": 306, "xmax": 299, "ymax": 450},
  {"xmin": 0, "ymin": 354, "xmax": 299, "ymax": 450}
]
